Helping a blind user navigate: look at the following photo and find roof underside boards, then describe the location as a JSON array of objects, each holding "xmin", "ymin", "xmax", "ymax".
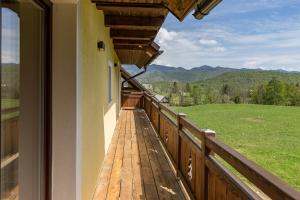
[{"xmin": 92, "ymin": 0, "xmax": 199, "ymax": 68}]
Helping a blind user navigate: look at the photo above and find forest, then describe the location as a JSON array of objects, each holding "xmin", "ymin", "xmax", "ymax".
[{"xmin": 150, "ymin": 78, "xmax": 300, "ymax": 107}]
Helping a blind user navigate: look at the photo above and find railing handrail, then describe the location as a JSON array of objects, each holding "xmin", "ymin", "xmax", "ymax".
[{"xmin": 141, "ymin": 91, "xmax": 300, "ymax": 200}]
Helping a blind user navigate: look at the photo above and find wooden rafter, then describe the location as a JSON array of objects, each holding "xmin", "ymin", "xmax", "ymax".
[
  {"xmin": 114, "ymin": 45, "xmax": 145, "ymax": 50},
  {"xmin": 110, "ymin": 29, "xmax": 157, "ymax": 40},
  {"xmin": 113, "ymin": 39, "xmax": 151, "ymax": 46},
  {"xmin": 93, "ymin": 1, "xmax": 164, "ymax": 8},
  {"xmin": 94, "ymin": 0, "xmax": 198, "ymax": 21},
  {"xmin": 105, "ymin": 15, "xmax": 164, "ymax": 30},
  {"xmin": 165, "ymin": 0, "xmax": 198, "ymax": 21},
  {"xmin": 114, "ymin": 43, "xmax": 158, "ymax": 53}
]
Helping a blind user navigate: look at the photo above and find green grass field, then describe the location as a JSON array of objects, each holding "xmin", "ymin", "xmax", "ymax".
[
  {"xmin": 174, "ymin": 104, "xmax": 300, "ymax": 190},
  {"xmin": 1, "ymin": 99, "xmax": 20, "ymax": 121},
  {"xmin": 1, "ymin": 99, "xmax": 19, "ymax": 110}
]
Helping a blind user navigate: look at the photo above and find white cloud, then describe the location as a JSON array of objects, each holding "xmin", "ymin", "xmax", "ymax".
[
  {"xmin": 199, "ymin": 39, "xmax": 218, "ymax": 46},
  {"xmin": 213, "ymin": 46, "xmax": 226, "ymax": 52},
  {"xmin": 154, "ymin": 14, "xmax": 300, "ymax": 71},
  {"xmin": 156, "ymin": 28, "xmax": 178, "ymax": 46}
]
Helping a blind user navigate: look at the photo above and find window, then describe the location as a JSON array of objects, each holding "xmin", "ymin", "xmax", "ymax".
[
  {"xmin": 108, "ymin": 61, "xmax": 112, "ymax": 103},
  {"xmin": 1, "ymin": 0, "xmax": 51, "ymax": 199}
]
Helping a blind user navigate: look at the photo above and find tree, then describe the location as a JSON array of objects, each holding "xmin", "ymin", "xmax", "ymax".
[
  {"xmin": 191, "ymin": 85, "xmax": 202, "ymax": 104},
  {"xmin": 185, "ymin": 83, "xmax": 191, "ymax": 93},
  {"xmin": 264, "ymin": 78, "xmax": 284, "ymax": 105},
  {"xmin": 251, "ymin": 85, "xmax": 266, "ymax": 104},
  {"xmin": 233, "ymin": 96, "xmax": 241, "ymax": 104},
  {"xmin": 284, "ymin": 83, "xmax": 300, "ymax": 106},
  {"xmin": 172, "ymin": 82, "xmax": 179, "ymax": 93},
  {"xmin": 221, "ymin": 84, "xmax": 230, "ymax": 95}
]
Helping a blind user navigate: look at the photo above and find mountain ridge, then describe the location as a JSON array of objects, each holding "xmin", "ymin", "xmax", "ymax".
[{"xmin": 123, "ymin": 64, "xmax": 300, "ymax": 83}]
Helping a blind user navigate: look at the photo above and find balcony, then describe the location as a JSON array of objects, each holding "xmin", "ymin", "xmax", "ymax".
[
  {"xmin": 93, "ymin": 109, "xmax": 186, "ymax": 199},
  {"xmin": 92, "ymin": 85, "xmax": 300, "ymax": 200}
]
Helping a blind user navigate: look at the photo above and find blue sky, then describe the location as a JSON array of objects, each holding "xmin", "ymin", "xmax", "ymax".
[
  {"xmin": 154, "ymin": 0, "xmax": 300, "ymax": 71},
  {"xmin": 1, "ymin": 8, "xmax": 20, "ymax": 64}
]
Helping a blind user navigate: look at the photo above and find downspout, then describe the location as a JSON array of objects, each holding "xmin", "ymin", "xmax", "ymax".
[
  {"xmin": 121, "ymin": 66, "xmax": 147, "ymax": 88},
  {"xmin": 122, "ymin": 50, "xmax": 163, "ymax": 88}
]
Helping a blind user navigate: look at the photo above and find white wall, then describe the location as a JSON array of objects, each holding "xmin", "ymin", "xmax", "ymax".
[{"xmin": 52, "ymin": 2, "xmax": 79, "ymax": 200}]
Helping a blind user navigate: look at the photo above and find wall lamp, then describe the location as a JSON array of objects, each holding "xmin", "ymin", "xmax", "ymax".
[
  {"xmin": 97, "ymin": 41, "xmax": 105, "ymax": 51},
  {"xmin": 114, "ymin": 62, "xmax": 120, "ymax": 67},
  {"xmin": 193, "ymin": 0, "xmax": 222, "ymax": 20}
]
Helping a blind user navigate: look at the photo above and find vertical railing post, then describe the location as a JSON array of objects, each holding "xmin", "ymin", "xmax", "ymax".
[
  {"xmin": 176, "ymin": 113, "xmax": 186, "ymax": 178},
  {"xmin": 149, "ymin": 94, "xmax": 155, "ymax": 122},
  {"xmin": 201, "ymin": 129, "xmax": 216, "ymax": 200},
  {"xmin": 157, "ymin": 104, "xmax": 161, "ymax": 134},
  {"xmin": 142, "ymin": 91, "xmax": 145, "ymax": 109}
]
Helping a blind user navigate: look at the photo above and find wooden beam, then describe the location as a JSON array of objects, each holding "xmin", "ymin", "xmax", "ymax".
[
  {"xmin": 110, "ymin": 29, "xmax": 157, "ymax": 40},
  {"xmin": 113, "ymin": 39, "xmax": 151, "ymax": 46},
  {"xmin": 114, "ymin": 45, "xmax": 145, "ymax": 50},
  {"xmin": 105, "ymin": 15, "xmax": 164, "ymax": 30},
  {"xmin": 114, "ymin": 45, "xmax": 158, "ymax": 55},
  {"xmin": 93, "ymin": 1, "xmax": 164, "ymax": 8}
]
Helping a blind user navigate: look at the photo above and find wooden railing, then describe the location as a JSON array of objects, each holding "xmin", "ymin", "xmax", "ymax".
[
  {"xmin": 1, "ymin": 109, "xmax": 19, "ymax": 198},
  {"xmin": 121, "ymin": 90, "xmax": 144, "ymax": 109},
  {"xmin": 139, "ymin": 92, "xmax": 300, "ymax": 200}
]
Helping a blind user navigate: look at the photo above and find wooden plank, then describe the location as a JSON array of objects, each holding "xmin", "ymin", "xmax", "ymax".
[
  {"xmin": 195, "ymin": 153, "xmax": 202, "ymax": 200},
  {"xmin": 120, "ymin": 111, "xmax": 133, "ymax": 199},
  {"xmin": 205, "ymin": 156, "xmax": 260, "ymax": 200},
  {"xmin": 145, "ymin": 123, "xmax": 186, "ymax": 199},
  {"xmin": 136, "ymin": 116, "xmax": 160, "ymax": 199},
  {"xmin": 140, "ymin": 114, "xmax": 172, "ymax": 199},
  {"xmin": 110, "ymin": 29, "xmax": 157, "ymax": 40},
  {"xmin": 106, "ymin": 111, "xmax": 127, "ymax": 199},
  {"xmin": 132, "ymin": 115, "xmax": 145, "ymax": 199},
  {"xmin": 165, "ymin": 0, "xmax": 197, "ymax": 21},
  {"xmin": 94, "ymin": 110, "xmax": 187, "ymax": 200},
  {"xmin": 93, "ymin": 111, "xmax": 124, "ymax": 200},
  {"xmin": 115, "ymin": 45, "xmax": 145, "ymax": 50},
  {"xmin": 139, "ymin": 110, "xmax": 182, "ymax": 200},
  {"xmin": 206, "ymin": 137, "xmax": 300, "ymax": 199},
  {"xmin": 1, "ymin": 153, "xmax": 19, "ymax": 169},
  {"xmin": 105, "ymin": 15, "xmax": 164, "ymax": 30},
  {"xmin": 215, "ymin": 176, "xmax": 227, "ymax": 200},
  {"xmin": 208, "ymin": 170, "xmax": 216, "ymax": 200},
  {"xmin": 94, "ymin": 1, "xmax": 164, "ymax": 9},
  {"xmin": 113, "ymin": 39, "xmax": 151, "ymax": 46}
]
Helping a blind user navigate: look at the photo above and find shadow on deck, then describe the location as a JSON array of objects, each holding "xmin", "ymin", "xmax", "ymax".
[{"xmin": 93, "ymin": 109, "xmax": 187, "ymax": 200}]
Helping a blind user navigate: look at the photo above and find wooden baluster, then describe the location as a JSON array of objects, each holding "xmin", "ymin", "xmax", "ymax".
[
  {"xmin": 149, "ymin": 96, "xmax": 153, "ymax": 120},
  {"xmin": 142, "ymin": 91, "xmax": 145, "ymax": 109},
  {"xmin": 157, "ymin": 104, "xmax": 161, "ymax": 134},
  {"xmin": 176, "ymin": 113, "xmax": 186, "ymax": 178},
  {"xmin": 201, "ymin": 129, "xmax": 216, "ymax": 200}
]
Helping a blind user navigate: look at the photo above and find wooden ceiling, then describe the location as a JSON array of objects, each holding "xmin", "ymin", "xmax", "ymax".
[{"xmin": 92, "ymin": 0, "xmax": 198, "ymax": 68}]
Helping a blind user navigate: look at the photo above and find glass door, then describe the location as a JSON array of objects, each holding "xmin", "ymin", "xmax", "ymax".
[{"xmin": 1, "ymin": 0, "xmax": 50, "ymax": 199}]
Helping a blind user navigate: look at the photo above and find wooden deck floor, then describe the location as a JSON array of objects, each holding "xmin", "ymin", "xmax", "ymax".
[{"xmin": 93, "ymin": 110, "xmax": 187, "ymax": 200}]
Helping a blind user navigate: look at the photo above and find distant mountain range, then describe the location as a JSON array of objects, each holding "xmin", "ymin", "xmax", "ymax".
[{"xmin": 123, "ymin": 64, "xmax": 300, "ymax": 84}]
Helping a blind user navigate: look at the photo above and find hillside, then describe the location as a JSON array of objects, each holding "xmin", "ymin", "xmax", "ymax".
[
  {"xmin": 123, "ymin": 64, "xmax": 236, "ymax": 82},
  {"xmin": 196, "ymin": 70, "xmax": 300, "ymax": 90},
  {"xmin": 124, "ymin": 64, "xmax": 300, "ymax": 84}
]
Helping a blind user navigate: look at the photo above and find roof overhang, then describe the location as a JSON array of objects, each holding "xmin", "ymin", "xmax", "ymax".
[
  {"xmin": 92, "ymin": 0, "xmax": 201, "ymax": 68},
  {"xmin": 193, "ymin": 0, "xmax": 222, "ymax": 20}
]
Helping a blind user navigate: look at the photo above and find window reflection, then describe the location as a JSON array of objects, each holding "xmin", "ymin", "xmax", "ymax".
[{"xmin": 1, "ymin": 6, "xmax": 20, "ymax": 200}]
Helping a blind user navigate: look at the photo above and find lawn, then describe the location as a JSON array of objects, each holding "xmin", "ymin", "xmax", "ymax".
[
  {"xmin": 1, "ymin": 99, "xmax": 19, "ymax": 110},
  {"xmin": 1, "ymin": 99, "xmax": 20, "ymax": 121},
  {"xmin": 174, "ymin": 104, "xmax": 300, "ymax": 190}
]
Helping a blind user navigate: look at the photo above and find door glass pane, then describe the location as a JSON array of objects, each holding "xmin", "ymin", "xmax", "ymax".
[
  {"xmin": 1, "ymin": 7, "xmax": 20, "ymax": 200},
  {"xmin": 1, "ymin": 1, "xmax": 46, "ymax": 199}
]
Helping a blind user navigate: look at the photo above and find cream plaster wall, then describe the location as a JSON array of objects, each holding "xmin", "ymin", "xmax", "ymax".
[{"xmin": 77, "ymin": 0, "xmax": 120, "ymax": 199}]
